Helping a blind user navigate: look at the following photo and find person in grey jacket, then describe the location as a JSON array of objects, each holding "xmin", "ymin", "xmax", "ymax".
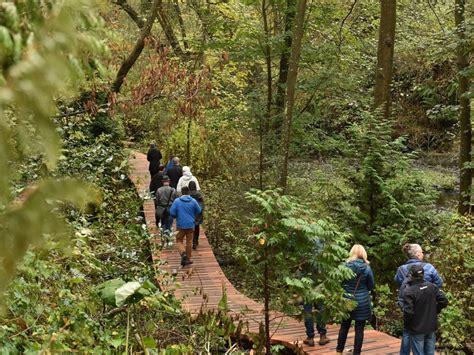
[
  {"xmin": 155, "ymin": 176, "xmax": 176, "ymax": 235},
  {"xmin": 336, "ymin": 244, "xmax": 375, "ymax": 355}
]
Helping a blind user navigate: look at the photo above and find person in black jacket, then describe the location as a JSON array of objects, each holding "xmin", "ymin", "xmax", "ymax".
[
  {"xmin": 402, "ymin": 264, "xmax": 448, "ymax": 355},
  {"xmin": 188, "ymin": 181, "xmax": 204, "ymax": 250},
  {"xmin": 167, "ymin": 157, "xmax": 183, "ymax": 189},
  {"xmin": 147, "ymin": 144, "xmax": 162, "ymax": 176},
  {"xmin": 150, "ymin": 165, "xmax": 165, "ymax": 199}
]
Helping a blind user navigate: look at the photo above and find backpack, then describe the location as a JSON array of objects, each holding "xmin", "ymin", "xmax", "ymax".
[
  {"xmin": 156, "ymin": 187, "xmax": 175, "ymax": 218},
  {"xmin": 397, "ymin": 262, "xmax": 425, "ymax": 308}
]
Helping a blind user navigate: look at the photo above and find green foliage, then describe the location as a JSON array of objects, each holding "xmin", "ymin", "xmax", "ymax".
[
  {"xmin": 372, "ymin": 284, "xmax": 403, "ymax": 336},
  {"xmin": 240, "ymin": 189, "xmax": 354, "ymax": 324},
  {"xmin": 438, "ymin": 292, "xmax": 471, "ymax": 350},
  {"xmin": 0, "ymin": 0, "xmax": 107, "ymax": 298},
  {"xmin": 338, "ymin": 112, "xmax": 441, "ymax": 282},
  {"xmin": 160, "ymin": 114, "xmax": 254, "ymax": 179},
  {"xmin": 433, "ymin": 216, "xmax": 473, "ymax": 350}
]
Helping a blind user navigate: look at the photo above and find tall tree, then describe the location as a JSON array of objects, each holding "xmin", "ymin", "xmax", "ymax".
[
  {"xmin": 279, "ymin": 0, "xmax": 307, "ymax": 190},
  {"xmin": 112, "ymin": 0, "xmax": 161, "ymax": 93},
  {"xmin": 173, "ymin": 0, "xmax": 189, "ymax": 50},
  {"xmin": 373, "ymin": 0, "xmax": 396, "ymax": 118},
  {"xmin": 274, "ymin": 0, "xmax": 296, "ymax": 134},
  {"xmin": 260, "ymin": 0, "xmax": 273, "ymax": 190},
  {"xmin": 113, "ymin": 0, "xmax": 145, "ymax": 28},
  {"xmin": 455, "ymin": 0, "xmax": 472, "ymax": 215},
  {"xmin": 156, "ymin": 1, "xmax": 184, "ymax": 57}
]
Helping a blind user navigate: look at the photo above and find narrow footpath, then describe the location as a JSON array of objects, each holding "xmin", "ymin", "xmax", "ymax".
[{"xmin": 129, "ymin": 151, "xmax": 402, "ymax": 354}]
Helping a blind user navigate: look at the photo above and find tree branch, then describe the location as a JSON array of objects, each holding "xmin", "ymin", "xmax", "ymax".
[
  {"xmin": 156, "ymin": 1, "xmax": 185, "ymax": 57},
  {"xmin": 173, "ymin": 0, "xmax": 189, "ymax": 49},
  {"xmin": 112, "ymin": 0, "xmax": 145, "ymax": 29},
  {"xmin": 427, "ymin": 0, "xmax": 446, "ymax": 34},
  {"xmin": 111, "ymin": 0, "xmax": 161, "ymax": 93},
  {"xmin": 337, "ymin": 0, "xmax": 358, "ymax": 53}
]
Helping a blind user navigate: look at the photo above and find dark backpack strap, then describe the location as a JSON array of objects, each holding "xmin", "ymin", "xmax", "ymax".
[
  {"xmin": 352, "ymin": 273, "xmax": 363, "ymax": 296},
  {"xmin": 164, "ymin": 188, "xmax": 174, "ymax": 207}
]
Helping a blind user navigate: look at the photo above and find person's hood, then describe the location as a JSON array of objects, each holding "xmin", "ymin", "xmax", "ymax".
[
  {"xmin": 347, "ymin": 259, "xmax": 368, "ymax": 275},
  {"xmin": 182, "ymin": 166, "xmax": 191, "ymax": 173},
  {"xmin": 406, "ymin": 259, "xmax": 423, "ymax": 265},
  {"xmin": 182, "ymin": 171, "xmax": 193, "ymax": 180},
  {"xmin": 179, "ymin": 195, "xmax": 194, "ymax": 202}
]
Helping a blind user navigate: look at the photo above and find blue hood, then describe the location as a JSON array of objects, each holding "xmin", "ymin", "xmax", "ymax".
[
  {"xmin": 179, "ymin": 195, "xmax": 194, "ymax": 202},
  {"xmin": 347, "ymin": 259, "xmax": 368, "ymax": 275}
]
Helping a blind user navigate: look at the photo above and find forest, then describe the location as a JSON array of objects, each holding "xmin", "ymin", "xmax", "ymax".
[{"xmin": 0, "ymin": 0, "xmax": 472, "ymax": 354}]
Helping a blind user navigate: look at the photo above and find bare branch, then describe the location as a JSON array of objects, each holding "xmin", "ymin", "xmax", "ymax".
[
  {"xmin": 337, "ymin": 0, "xmax": 358, "ymax": 53},
  {"xmin": 111, "ymin": 0, "xmax": 161, "ymax": 93},
  {"xmin": 112, "ymin": 0, "xmax": 145, "ymax": 29},
  {"xmin": 427, "ymin": 0, "xmax": 446, "ymax": 34}
]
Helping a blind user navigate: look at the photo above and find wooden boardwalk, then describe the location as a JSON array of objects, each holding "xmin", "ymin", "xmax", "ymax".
[{"xmin": 129, "ymin": 151, "xmax": 401, "ymax": 354}]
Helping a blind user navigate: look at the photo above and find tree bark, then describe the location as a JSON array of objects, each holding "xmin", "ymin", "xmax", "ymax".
[
  {"xmin": 279, "ymin": 0, "xmax": 306, "ymax": 190},
  {"xmin": 455, "ymin": 0, "xmax": 472, "ymax": 215},
  {"xmin": 111, "ymin": 0, "xmax": 161, "ymax": 93},
  {"xmin": 173, "ymin": 0, "xmax": 189, "ymax": 50},
  {"xmin": 373, "ymin": 0, "xmax": 396, "ymax": 118},
  {"xmin": 186, "ymin": 116, "xmax": 191, "ymax": 165},
  {"xmin": 263, "ymin": 249, "xmax": 271, "ymax": 355},
  {"xmin": 113, "ymin": 0, "xmax": 145, "ymax": 29},
  {"xmin": 262, "ymin": 0, "xmax": 272, "ymax": 126},
  {"xmin": 157, "ymin": 1, "xmax": 184, "ymax": 57},
  {"xmin": 274, "ymin": 0, "xmax": 296, "ymax": 134},
  {"xmin": 260, "ymin": 0, "xmax": 272, "ymax": 190}
]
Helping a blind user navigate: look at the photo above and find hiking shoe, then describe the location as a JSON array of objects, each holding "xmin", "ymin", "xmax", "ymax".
[
  {"xmin": 192, "ymin": 244, "xmax": 197, "ymax": 250},
  {"xmin": 180, "ymin": 253, "xmax": 187, "ymax": 267},
  {"xmin": 318, "ymin": 334, "xmax": 330, "ymax": 345},
  {"xmin": 303, "ymin": 337, "xmax": 315, "ymax": 346}
]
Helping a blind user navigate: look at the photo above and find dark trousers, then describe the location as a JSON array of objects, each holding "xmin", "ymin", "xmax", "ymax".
[
  {"xmin": 336, "ymin": 318, "xmax": 366, "ymax": 355},
  {"xmin": 159, "ymin": 213, "xmax": 172, "ymax": 232},
  {"xmin": 303, "ymin": 303, "xmax": 327, "ymax": 338},
  {"xmin": 193, "ymin": 224, "xmax": 200, "ymax": 247}
]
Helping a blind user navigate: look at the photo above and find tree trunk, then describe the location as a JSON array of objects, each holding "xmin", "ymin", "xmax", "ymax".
[
  {"xmin": 260, "ymin": 0, "xmax": 272, "ymax": 190},
  {"xmin": 112, "ymin": 0, "xmax": 161, "ymax": 93},
  {"xmin": 455, "ymin": 0, "xmax": 472, "ymax": 215},
  {"xmin": 156, "ymin": 1, "xmax": 184, "ymax": 57},
  {"xmin": 173, "ymin": 0, "xmax": 189, "ymax": 50},
  {"xmin": 274, "ymin": 0, "xmax": 296, "ymax": 134},
  {"xmin": 263, "ymin": 250, "xmax": 271, "ymax": 355},
  {"xmin": 279, "ymin": 0, "xmax": 307, "ymax": 190},
  {"xmin": 114, "ymin": 0, "xmax": 145, "ymax": 29},
  {"xmin": 373, "ymin": 0, "xmax": 396, "ymax": 118},
  {"xmin": 186, "ymin": 116, "xmax": 191, "ymax": 166}
]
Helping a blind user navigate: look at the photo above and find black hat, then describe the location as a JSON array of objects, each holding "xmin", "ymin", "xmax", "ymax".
[
  {"xmin": 410, "ymin": 264, "xmax": 424, "ymax": 277},
  {"xmin": 162, "ymin": 175, "xmax": 170, "ymax": 181}
]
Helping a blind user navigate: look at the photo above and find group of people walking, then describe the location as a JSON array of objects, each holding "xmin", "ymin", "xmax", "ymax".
[
  {"xmin": 147, "ymin": 144, "xmax": 448, "ymax": 355},
  {"xmin": 147, "ymin": 144, "xmax": 204, "ymax": 267},
  {"xmin": 304, "ymin": 243, "xmax": 447, "ymax": 355}
]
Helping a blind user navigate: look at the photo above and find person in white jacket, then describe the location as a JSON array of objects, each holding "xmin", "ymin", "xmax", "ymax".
[{"xmin": 176, "ymin": 166, "xmax": 200, "ymax": 195}]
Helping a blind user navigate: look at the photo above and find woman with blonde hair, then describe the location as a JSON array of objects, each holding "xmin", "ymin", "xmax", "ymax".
[{"xmin": 336, "ymin": 244, "xmax": 375, "ymax": 355}]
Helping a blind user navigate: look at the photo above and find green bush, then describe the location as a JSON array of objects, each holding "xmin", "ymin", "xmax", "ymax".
[
  {"xmin": 434, "ymin": 216, "xmax": 473, "ymax": 351},
  {"xmin": 336, "ymin": 112, "xmax": 442, "ymax": 282}
]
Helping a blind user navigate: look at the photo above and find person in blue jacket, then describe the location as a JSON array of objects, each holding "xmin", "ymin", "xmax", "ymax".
[
  {"xmin": 169, "ymin": 186, "xmax": 202, "ymax": 266},
  {"xmin": 336, "ymin": 244, "xmax": 375, "ymax": 355},
  {"xmin": 395, "ymin": 243, "xmax": 443, "ymax": 355}
]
